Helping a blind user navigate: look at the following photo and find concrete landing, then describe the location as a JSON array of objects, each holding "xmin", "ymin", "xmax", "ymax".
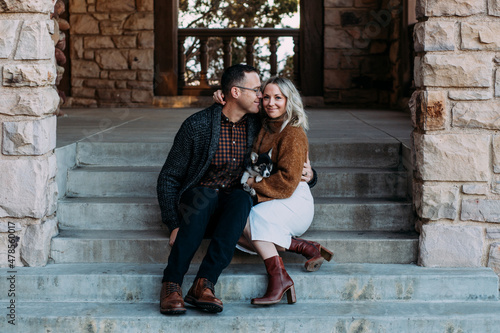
[{"xmin": 56, "ymin": 107, "xmax": 412, "ymax": 148}]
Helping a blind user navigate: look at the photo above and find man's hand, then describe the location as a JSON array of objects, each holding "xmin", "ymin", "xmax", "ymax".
[
  {"xmin": 213, "ymin": 90, "xmax": 226, "ymax": 105},
  {"xmin": 169, "ymin": 227, "xmax": 179, "ymax": 247},
  {"xmin": 301, "ymin": 152, "xmax": 313, "ymax": 182},
  {"xmin": 246, "ymin": 177, "xmax": 255, "ymax": 187}
]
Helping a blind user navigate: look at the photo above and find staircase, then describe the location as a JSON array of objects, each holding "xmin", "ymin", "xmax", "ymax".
[
  {"xmin": 51, "ymin": 140, "xmax": 417, "ymax": 265},
  {"xmin": 1, "ymin": 109, "xmax": 499, "ymax": 332}
]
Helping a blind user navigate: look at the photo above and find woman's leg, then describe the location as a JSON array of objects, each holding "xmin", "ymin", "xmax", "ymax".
[
  {"xmin": 237, "ymin": 219, "xmax": 256, "ymax": 252},
  {"xmin": 252, "ymin": 240, "xmax": 278, "ymax": 260},
  {"xmin": 276, "ymin": 245, "xmax": 286, "ymax": 252},
  {"xmin": 237, "ymin": 219, "xmax": 285, "ymax": 255},
  {"xmin": 241, "ymin": 219, "xmax": 284, "ymax": 258},
  {"xmin": 244, "ymin": 222, "xmax": 295, "ymax": 305}
]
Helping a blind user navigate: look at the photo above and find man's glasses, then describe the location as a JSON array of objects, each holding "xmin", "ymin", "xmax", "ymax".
[{"xmin": 235, "ymin": 86, "xmax": 262, "ymax": 95}]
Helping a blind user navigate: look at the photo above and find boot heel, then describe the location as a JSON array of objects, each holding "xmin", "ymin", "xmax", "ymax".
[
  {"xmin": 305, "ymin": 257, "xmax": 324, "ymax": 272},
  {"xmin": 320, "ymin": 247, "xmax": 334, "ymax": 261},
  {"xmin": 286, "ymin": 285, "xmax": 297, "ymax": 304}
]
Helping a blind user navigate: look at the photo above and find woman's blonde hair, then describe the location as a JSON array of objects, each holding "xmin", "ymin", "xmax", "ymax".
[{"xmin": 261, "ymin": 76, "xmax": 309, "ymax": 132}]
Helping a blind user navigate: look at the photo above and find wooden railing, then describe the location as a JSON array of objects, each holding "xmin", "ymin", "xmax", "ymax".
[{"xmin": 178, "ymin": 28, "xmax": 300, "ymax": 96}]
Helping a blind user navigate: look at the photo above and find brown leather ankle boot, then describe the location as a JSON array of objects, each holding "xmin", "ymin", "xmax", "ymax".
[
  {"xmin": 160, "ymin": 282, "xmax": 186, "ymax": 315},
  {"xmin": 251, "ymin": 256, "xmax": 296, "ymax": 305},
  {"xmin": 184, "ymin": 278, "xmax": 223, "ymax": 313},
  {"xmin": 288, "ymin": 237, "xmax": 334, "ymax": 272}
]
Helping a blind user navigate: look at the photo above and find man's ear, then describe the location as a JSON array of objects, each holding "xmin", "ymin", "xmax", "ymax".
[
  {"xmin": 251, "ymin": 152, "xmax": 258, "ymax": 163},
  {"xmin": 230, "ymin": 86, "xmax": 240, "ymax": 99}
]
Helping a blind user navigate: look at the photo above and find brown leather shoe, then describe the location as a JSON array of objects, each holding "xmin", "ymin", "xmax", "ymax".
[
  {"xmin": 160, "ymin": 282, "xmax": 186, "ymax": 315},
  {"xmin": 184, "ymin": 278, "xmax": 223, "ymax": 313}
]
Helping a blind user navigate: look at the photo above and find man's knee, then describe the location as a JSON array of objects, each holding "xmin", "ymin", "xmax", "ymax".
[
  {"xmin": 179, "ymin": 187, "xmax": 219, "ymax": 224},
  {"xmin": 224, "ymin": 190, "xmax": 253, "ymax": 231},
  {"xmin": 229, "ymin": 189, "xmax": 253, "ymax": 210},
  {"xmin": 182, "ymin": 187, "xmax": 218, "ymax": 208}
]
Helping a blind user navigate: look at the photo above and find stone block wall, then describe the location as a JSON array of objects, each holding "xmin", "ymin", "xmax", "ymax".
[
  {"xmin": 411, "ymin": 0, "xmax": 500, "ymax": 278},
  {"xmin": 324, "ymin": 0, "xmax": 404, "ymax": 106},
  {"xmin": 0, "ymin": 0, "xmax": 60, "ymax": 267},
  {"xmin": 68, "ymin": 0, "xmax": 154, "ymax": 107}
]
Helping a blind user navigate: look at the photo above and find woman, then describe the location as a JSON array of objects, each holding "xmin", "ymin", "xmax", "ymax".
[{"xmin": 215, "ymin": 76, "xmax": 333, "ymax": 305}]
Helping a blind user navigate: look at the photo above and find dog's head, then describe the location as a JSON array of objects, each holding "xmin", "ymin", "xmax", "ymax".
[{"xmin": 250, "ymin": 148, "xmax": 273, "ymax": 178}]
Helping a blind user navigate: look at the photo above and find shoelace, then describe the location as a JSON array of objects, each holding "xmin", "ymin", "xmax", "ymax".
[
  {"xmin": 164, "ymin": 282, "xmax": 182, "ymax": 295},
  {"xmin": 203, "ymin": 279, "xmax": 216, "ymax": 294}
]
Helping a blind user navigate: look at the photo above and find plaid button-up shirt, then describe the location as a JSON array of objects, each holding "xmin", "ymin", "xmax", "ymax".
[{"xmin": 198, "ymin": 114, "xmax": 248, "ymax": 190}]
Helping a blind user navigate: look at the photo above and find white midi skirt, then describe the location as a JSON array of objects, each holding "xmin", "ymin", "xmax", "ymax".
[{"xmin": 237, "ymin": 181, "xmax": 314, "ymax": 254}]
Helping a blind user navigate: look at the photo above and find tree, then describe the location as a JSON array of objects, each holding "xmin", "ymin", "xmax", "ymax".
[{"xmin": 179, "ymin": 0, "xmax": 299, "ymax": 85}]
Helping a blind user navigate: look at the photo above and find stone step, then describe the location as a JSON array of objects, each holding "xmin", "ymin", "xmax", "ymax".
[
  {"xmin": 50, "ymin": 230, "xmax": 418, "ymax": 264},
  {"xmin": 4, "ymin": 263, "xmax": 497, "ymax": 303},
  {"xmin": 65, "ymin": 166, "xmax": 408, "ymax": 199},
  {"xmin": 75, "ymin": 141, "xmax": 401, "ymax": 168},
  {"xmin": 314, "ymin": 197, "xmax": 412, "ymax": 231},
  {"xmin": 311, "ymin": 167, "xmax": 408, "ymax": 198},
  {"xmin": 66, "ymin": 166, "xmax": 159, "ymax": 198},
  {"xmin": 57, "ymin": 197, "xmax": 167, "ymax": 231},
  {"xmin": 308, "ymin": 141, "xmax": 400, "ymax": 168},
  {"xmin": 4, "ymin": 301, "xmax": 500, "ymax": 333},
  {"xmin": 77, "ymin": 142, "xmax": 172, "ymax": 167},
  {"xmin": 57, "ymin": 197, "xmax": 413, "ymax": 232}
]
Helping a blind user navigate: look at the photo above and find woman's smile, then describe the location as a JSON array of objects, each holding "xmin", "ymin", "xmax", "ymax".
[{"xmin": 262, "ymin": 83, "xmax": 287, "ymax": 119}]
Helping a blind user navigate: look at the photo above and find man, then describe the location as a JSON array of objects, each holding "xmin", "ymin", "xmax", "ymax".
[
  {"xmin": 157, "ymin": 64, "xmax": 315, "ymax": 315},
  {"xmin": 157, "ymin": 64, "xmax": 263, "ymax": 315}
]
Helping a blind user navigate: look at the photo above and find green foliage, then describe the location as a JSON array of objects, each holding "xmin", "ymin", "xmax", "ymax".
[
  {"xmin": 279, "ymin": 54, "xmax": 294, "ymax": 78},
  {"xmin": 179, "ymin": 0, "xmax": 299, "ymax": 85},
  {"xmin": 179, "ymin": 0, "xmax": 298, "ymax": 28}
]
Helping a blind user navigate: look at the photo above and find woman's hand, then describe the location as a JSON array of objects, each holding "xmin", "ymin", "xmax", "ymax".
[
  {"xmin": 169, "ymin": 227, "xmax": 179, "ymax": 247},
  {"xmin": 213, "ymin": 90, "xmax": 226, "ymax": 105},
  {"xmin": 301, "ymin": 152, "xmax": 313, "ymax": 182}
]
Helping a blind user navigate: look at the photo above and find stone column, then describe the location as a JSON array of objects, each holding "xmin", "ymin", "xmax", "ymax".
[
  {"xmin": 0, "ymin": 0, "xmax": 60, "ymax": 267},
  {"xmin": 411, "ymin": 0, "xmax": 500, "ymax": 278}
]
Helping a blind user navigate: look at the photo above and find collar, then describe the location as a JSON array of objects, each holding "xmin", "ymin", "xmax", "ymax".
[
  {"xmin": 262, "ymin": 114, "xmax": 286, "ymax": 132},
  {"xmin": 222, "ymin": 112, "xmax": 247, "ymax": 125}
]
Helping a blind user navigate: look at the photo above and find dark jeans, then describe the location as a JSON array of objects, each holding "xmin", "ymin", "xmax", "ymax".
[{"xmin": 162, "ymin": 187, "xmax": 253, "ymax": 285}]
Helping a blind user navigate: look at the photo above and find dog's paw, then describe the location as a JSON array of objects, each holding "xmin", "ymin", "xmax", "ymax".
[
  {"xmin": 255, "ymin": 176, "xmax": 262, "ymax": 183},
  {"xmin": 242, "ymin": 183, "xmax": 256, "ymax": 197},
  {"xmin": 241, "ymin": 172, "xmax": 250, "ymax": 184}
]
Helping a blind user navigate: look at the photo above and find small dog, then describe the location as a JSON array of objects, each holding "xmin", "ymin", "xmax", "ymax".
[{"xmin": 241, "ymin": 148, "xmax": 273, "ymax": 197}]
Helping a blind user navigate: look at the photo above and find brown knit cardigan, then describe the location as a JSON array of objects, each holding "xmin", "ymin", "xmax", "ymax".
[{"xmin": 251, "ymin": 118, "xmax": 309, "ymax": 203}]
